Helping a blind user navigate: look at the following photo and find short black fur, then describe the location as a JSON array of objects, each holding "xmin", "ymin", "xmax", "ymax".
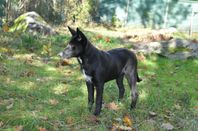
[{"xmin": 59, "ymin": 27, "xmax": 142, "ymax": 115}]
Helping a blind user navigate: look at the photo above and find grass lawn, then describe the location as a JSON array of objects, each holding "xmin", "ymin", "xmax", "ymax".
[{"xmin": 0, "ymin": 30, "xmax": 198, "ymax": 131}]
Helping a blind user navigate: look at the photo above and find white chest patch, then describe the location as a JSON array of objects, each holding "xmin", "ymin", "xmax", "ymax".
[
  {"xmin": 82, "ymin": 69, "xmax": 92, "ymax": 83},
  {"xmin": 77, "ymin": 57, "xmax": 82, "ymax": 64}
]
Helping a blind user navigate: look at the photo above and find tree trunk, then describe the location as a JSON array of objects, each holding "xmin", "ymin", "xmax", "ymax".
[
  {"xmin": 125, "ymin": 0, "xmax": 132, "ymax": 26},
  {"xmin": 163, "ymin": 0, "xmax": 170, "ymax": 28},
  {"xmin": 189, "ymin": 10, "xmax": 194, "ymax": 38}
]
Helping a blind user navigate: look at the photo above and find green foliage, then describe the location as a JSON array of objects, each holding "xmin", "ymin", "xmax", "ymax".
[
  {"xmin": 65, "ymin": 0, "xmax": 91, "ymax": 24},
  {"xmin": 0, "ymin": 0, "xmax": 93, "ymax": 25},
  {"xmin": 20, "ymin": 34, "xmax": 37, "ymax": 48},
  {"xmin": 111, "ymin": 15, "xmax": 122, "ymax": 28}
]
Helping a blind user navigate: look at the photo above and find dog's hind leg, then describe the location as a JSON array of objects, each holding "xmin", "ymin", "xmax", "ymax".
[
  {"xmin": 125, "ymin": 68, "xmax": 138, "ymax": 109},
  {"xmin": 116, "ymin": 75, "xmax": 125, "ymax": 100}
]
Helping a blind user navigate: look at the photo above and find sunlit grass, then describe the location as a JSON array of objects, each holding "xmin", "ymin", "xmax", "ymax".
[{"xmin": 0, "ymin": 31, "xmax": 198, "ymax": 130}]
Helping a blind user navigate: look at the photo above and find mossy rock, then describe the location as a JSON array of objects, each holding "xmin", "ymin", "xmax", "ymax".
[
  {"xmin": 168, "ymin": 47, "xmax": 192, "ymax": 54},
  {"xmin": 9, "ymin": 12, "xmax": 57, "ymax": 35}
]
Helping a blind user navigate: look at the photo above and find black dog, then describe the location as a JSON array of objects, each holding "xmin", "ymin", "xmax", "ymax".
[{"xmin": 59, "ymin": 27, "xmax": 142, "ymax": 115}]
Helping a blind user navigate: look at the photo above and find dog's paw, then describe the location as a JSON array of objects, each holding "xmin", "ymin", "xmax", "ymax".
[
  {"xmin": 130, "ymin": 103, "xmax": 136, "ymax": 109},
  {"xmin": 93, "ymin": 110, "xmax": 100, "ymax": 116},
  {"xmin": 93, "ymin": 112, "xmax": 100, "ymax": 116}
]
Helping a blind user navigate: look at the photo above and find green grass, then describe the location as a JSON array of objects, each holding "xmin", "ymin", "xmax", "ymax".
[{"xmin": 0, "ymin": 31, "xmax": 198, "ymax": 131}]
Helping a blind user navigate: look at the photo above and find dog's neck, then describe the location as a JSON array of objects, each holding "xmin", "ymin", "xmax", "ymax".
[{"xmin": 77, "ymin": 40, "xmax": 99, "ymax": 65}]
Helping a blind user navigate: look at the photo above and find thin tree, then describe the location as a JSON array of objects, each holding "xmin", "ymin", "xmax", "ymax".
[{"xmin": 163, "ymin": 0, "xmax": 170, "ymax": 28}]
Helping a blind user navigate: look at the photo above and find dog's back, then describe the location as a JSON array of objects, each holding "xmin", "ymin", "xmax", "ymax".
[{"xmin": 93, "ymin": 48, "xmax": 137, "ymax": 81}]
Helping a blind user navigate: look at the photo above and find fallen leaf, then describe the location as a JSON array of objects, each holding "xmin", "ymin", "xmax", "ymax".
[
  {"xmin": 194, "ymin": 106, "xmax": 198, "ymax": 111},
  {"xmin": 111, "ymin": 123, "xmax": 133, "ymax": 131},
  {"xmin": 96, "ymin": 34, "xmax": 103, "ymax": 39},
  {"xmin": 49, "ymin": 99, "xmax": 59, "ymax": 106},
  {"xmin": 38, "ymin": 127, "xmax": 46, "ymax": 131},
  {"xmin": 111, "ymin": 123, "xmax": 118, "ymax": 131},
  {"xmin": 123, "ymin": 115, "xmax": 133, "ymax": 127},
  {"xmin": 118, "ymin": 125, "xmax": 133, "ymax": 130},
  {"xmin": 149, "ymin": 111, "xmax": 157, "ymax": 117},
  {"xmin": 59, "ymin": 109, "xmax": 65, "ymax": 115},
  {"xmin": 86, "ymin": 115, "xmax": 100, "ymax": 123},
  {"xmin": 6, "ymin": 103, "xmax": 14, "ymax": 110},
  {"xmin": 24, "ymin": 58, "xmax": 33, "ymax": 64},
  {"xmin": 40, "ymin": 116, "xmax": 48, "ymax": 121},
  {"xmin": 174, "ymin": 104, "xmax": 181, "ymax": 110},
  {"xmin": 0, "ymin": 121, "xmax": 3, "ymax": 127},
  {"xmin": 113, "ymin": 118, "xmax": 122, "ymax": 122},
  {"xmin": 146, "ymin": 119, "xmax": 156, "ymax": 125},
  {"xmin": 20, "ymin": 70, "xmax": 35, "ymax": 77},
  {"xmin": 66, "ymin": 117, "xmax": 74, "ymax": 125},
  {"xmin": 66, "ymin": 71, "xmax": 72, "ymax": 74},
  {"xmin": 137, "ymin": 53, "xmax": 146, "ymax": 61},
  {"xmin": 3, "ymin": 23, "xmax": 9, "ymax": 32},
  {"xmin": 15, "ymin": 125, "xmax": 23, "ymax": 131},
  {"xmin": 104, "ymin": 102, "xmax": 118, "ymax": 110},
  {"xmin": 0, "ymin": 99, "xmax": 4, "ymax": 105},
  {"xmin": 161, "ymin": 123, "xmax": 174, "ymax": 130},
  {"xmin": 61, "ymin": 59, "xmax": 69, "ymax": 66},
  {"xmin": 105, "ymin": 37, "xmax": 111, "ymax": 43},
  {"xmin": 6, "ymin": 98, "xmax": 14, "ymax": 110},
  {"xmin": 55, "ymin": 61, "xmax": 61, "ymax": 67}
]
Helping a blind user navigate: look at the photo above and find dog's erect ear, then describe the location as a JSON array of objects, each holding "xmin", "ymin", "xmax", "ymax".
[
  {"xmin": 68, "ymin": 26, "xmax": 76, "ymax": 36},
  {"xmin": 76, "ymin": 28, "xmax": 86, "ymax": 41}
]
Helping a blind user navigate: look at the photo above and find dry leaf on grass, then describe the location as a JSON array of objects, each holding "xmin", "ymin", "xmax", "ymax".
[
  {"xmin": 137, "ymin": 53, "xmax": 146, "ymax": 61},
  {"xmin": 194, "ymin": 106, "xmax": 198, "ymax": 111},
  {"xmin": 149, "ymin": 111, "xmax": 157, "ymax": 117},
  {"xmin": 24, "ymin": 58, "xmax": 33, "ymax": 64},
  {"xmin": 6, "ymin": 98, "xmax": 14, "ymax": 110},
  {"xmin": 161, "ymin": 123, "xmax": 174, "ymax": 130},
  {"xmin": 174, "ymin": 104, "xmax": 181, "ymax": 110},
  {"xmin": 86, "ymin": 115, "xmax": 100, "ymax": 123},
  {"xmin": 38, "ymin": 127, "xmax": 46, "ymax": 131},
  {"xmin": 123, "ymin": 115, "xmax": 133, "ymax": 127},
  {"xmin": 15, "ymin": 125, "xmax": 23, "ymax": 131},
  {"xmin": 61, "ymin": 59, "xmax": 70, "ymax": 66},
  {"xmin": 66, "ymin": 71, "xmax": 72, "ymax": 74},
  {"xmin": 104, "ymin": 102, "xmax": 118, "ymax": 110},
  {"xmin": 20, "ymin": 70, "xmax": 35, "ymax": 77},
  {"xmin": 0, "ymin": 121, "xmax": 4, "ymax": 127},
  {"xmin": 6, "ymin": 103, "xmax": 14, "ymax": 110},
  {"xmin": 111, "ymin": 123, "xmax": 133, "ymax": 131},
  {"xmin": 49, "ymin": 99, "xmax": 59, "ymax": 106},
  {"xmin": 40, "ymin": 116, "xmax": 48, "ymax": 121},
  {"xmin": 66, "ymin": 117, "xmax": 75, "ymax": 125}
]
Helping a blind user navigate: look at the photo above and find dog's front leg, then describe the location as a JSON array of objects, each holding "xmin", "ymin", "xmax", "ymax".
[
  {"xmin": 86, "ymin": 82, "xmax": 94, "ymax": 111},
  {"xmin": 94, "ymin": 83, "xmax": 104, "ymax": 116}
]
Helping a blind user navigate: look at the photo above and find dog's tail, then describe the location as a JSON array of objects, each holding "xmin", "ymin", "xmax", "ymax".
[{"xmin": 137, "ymin": 74, "xmax": 142, "ymax": 82}]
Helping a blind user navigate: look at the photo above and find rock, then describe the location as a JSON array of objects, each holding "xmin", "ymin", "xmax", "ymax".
[
  {"xmin": 161, "ymin": 123, "xmax": 174, "ymax": 130},
  {"xmin": 132, "ymin": 38, "xmax": 198, "ymax": 60},
  {"xmin": 9, "ymin": 11, "xmax": 57, "ymax": 35}
]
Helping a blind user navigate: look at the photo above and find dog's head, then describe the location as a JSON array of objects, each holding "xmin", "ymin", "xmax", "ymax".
[{"xmin": 58, "ymin": 27, "xmax": 87, "ymax": 59}]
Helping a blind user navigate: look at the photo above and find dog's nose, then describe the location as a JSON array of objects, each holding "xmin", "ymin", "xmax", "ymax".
[{"xmin": 58, "ymin": 52, "xmax": 63, "ymax": 57}]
